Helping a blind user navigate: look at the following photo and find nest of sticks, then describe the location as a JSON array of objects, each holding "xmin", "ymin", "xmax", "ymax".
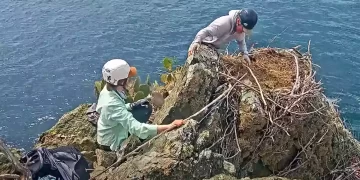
[
  {"xmin": 202, "ymin": 42, "xmax": 359, "ymax": 178},
  {"xmin": 204, "ymin": 42, "xmax": 360, "ymax": 179}
]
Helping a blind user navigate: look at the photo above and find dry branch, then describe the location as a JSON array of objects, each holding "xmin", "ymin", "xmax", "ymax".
[
  {"xmin": 0, "ymin": 174, "xmax": 20, "ymax": 179},
  {"xmin": 245, "ymin": 65, "xmax": 267, "ymax": 107},
  {"xmin": 290, "ymin": 52, "xmax": 300, "ymax": 95}
]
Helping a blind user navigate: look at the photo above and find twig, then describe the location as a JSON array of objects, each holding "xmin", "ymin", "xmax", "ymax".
[
  {"xmin": 244, "ymin": 65, "xmax": 267, "ymax": 107},
  {"xmin": 91, "ymin": 84, "xmax": 234, "ymax": 179},
  {"xmin": 224, "ymin": 120, "xmax": 242, "ymax": 160},
  {"xmin": 307, "ymin": 40, "xmax": 313, "ymax": 74},
  {"xmin": 290, "ymin": 53, "xmax": 300, "ymax": 95},
  {"xmin": 188, "ymin": 84, "xmax": 234, "ymax": 120},
  {"xmin": 0, "ymin": 139, "xmax": 32, "ymax": 180},
  {"xmin": 0, "ymin": 174, "xmax": 20, "ymax": 179},
  {"xmin": 279, "ymin": 133, "xmax": 317, "ymax": 176}
]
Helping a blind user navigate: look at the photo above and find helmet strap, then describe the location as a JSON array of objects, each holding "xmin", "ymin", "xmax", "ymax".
[{"xmin": 114, "ymin": 89, "xmax": 128, "ymax": 100}]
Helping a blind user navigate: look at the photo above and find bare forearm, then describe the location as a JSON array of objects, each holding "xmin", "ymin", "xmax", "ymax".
[
  {"xmin": 237, "ymin": 40, "xmax": 248, "ymax": 55},
  {"xmin": 156, "ymin": 124, "xmax": 172, "ymax": 134}
]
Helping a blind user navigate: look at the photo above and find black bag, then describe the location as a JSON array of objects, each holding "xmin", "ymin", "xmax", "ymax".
[{"xmin": 20, "ymin": 146, "xmax": 90, "ymax": 180}]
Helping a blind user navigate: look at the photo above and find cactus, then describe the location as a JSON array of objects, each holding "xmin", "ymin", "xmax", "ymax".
[
  {"xmin": 145, "ymin": 74, "xmax": 151, "ymax": 86},
  {"xmin": 134, "ymin": 76, "xmax": 140, "ymax": 92},
  {"xmin": 138, "ymin": 84, "xmax": 151, "ymax": 97},
  {"xmin": 126, "ymin": 96, "xmax": 134, "ymax": 103},
  {"xmin": 160, "ymin": 74, "xmax": 168, "ymax": 84},
  {"xmin": 94, "ymin": 80, "xmax": 106, "ymax": 99},
  {"xmin": 163, "ymin": 57, "xmax": 173, "ymax": 72},
  {"xmin": 133, "ymin": 91, "xmax": 145, "ymax": 102},
  {"xmin": 152, "ymin": 80, "xmax": 159, "ymax": 89},
  {"xmin": 167, "ymin": 74, "xmax": 174, "ymax": 82}
]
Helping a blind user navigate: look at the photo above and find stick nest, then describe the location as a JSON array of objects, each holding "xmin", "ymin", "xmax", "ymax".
[{"xmin": 206, "ymin": 46, "xmax": 359, "ymax": 179}]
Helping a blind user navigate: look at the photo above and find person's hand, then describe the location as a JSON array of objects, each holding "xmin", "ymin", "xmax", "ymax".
[
  {"xmin": 188, "ymin": 43, "xmax": 200, "ymax": 57},
  {"xmin": 171, "ymin": 119, "xmax": 186, "ymax": 128},
  {"xmin": 243, "ymin": 54, "xmax": 251, "ymax": 65},
  {"xmin": 130, "ymin": 98, "xmax": 149, "ymax": 109}
]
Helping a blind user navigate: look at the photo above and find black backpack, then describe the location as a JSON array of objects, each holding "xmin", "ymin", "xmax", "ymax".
[{"xmin": 20, "ymin": 146, "xmax": 90, "ymax": 180}]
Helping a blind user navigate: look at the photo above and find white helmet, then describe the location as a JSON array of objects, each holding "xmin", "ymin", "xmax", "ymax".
[{"xmin": 102, "ymin": 59, "xmax": 137, "ymax": 85}]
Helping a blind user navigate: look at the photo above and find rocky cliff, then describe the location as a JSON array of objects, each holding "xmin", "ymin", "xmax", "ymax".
[{"xmin": 1, "ymin": 44, "xmax": 360, "ymax": 180}]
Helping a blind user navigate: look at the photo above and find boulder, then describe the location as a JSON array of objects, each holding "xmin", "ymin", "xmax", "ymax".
[
  {"xmin": 153, "ymin": 45, "xmax": 220, "ymax": 125},
  {"xmin": 90, "ymin": 45, "xmax": 360, "ymax": 180}
]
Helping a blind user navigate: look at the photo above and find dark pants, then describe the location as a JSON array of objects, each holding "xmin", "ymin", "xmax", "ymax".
[{"xmin": 98, "ymin": 104, "xmax": 152, "ymax": 151}]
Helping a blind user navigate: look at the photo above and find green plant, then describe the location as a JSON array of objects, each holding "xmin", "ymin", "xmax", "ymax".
[
  {"xmin": 125, "ymin": 75, "xmax": 152, "ymax": 103},
  {"xmin": 145, "ymin": 74, "xmax": 151, "ymax": 86},
  {"xmin": 138, "ymin": 84, "xmax": 151, "ymax": 97},
  {"xmin": 133, "ymin": 91, "xmax": 146, "ymax": 102},
  {"xmin": 94, "ymin": 79, "xmax": 106, "ymax": 99},
  {"xmin": 126, "ymin": 95, "xmax": 134, "ymax": 103},
  {"xmin": 160, "ymin": 56, "xmax": 183, "ymax": 85},
  {"xmin": 134, "ymin": 76, "xmax": 140, "ymax": 92}
]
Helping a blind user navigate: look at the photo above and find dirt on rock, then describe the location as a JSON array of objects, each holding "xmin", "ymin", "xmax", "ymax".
[{"xmin": 221, "ymin": 48, "xmax": 310, "ymax": 92}]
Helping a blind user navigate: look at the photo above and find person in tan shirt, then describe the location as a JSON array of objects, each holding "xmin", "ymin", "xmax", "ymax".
[{"xmin": 188, "ymin": 9, "xmax": 258, "ymax": 64}]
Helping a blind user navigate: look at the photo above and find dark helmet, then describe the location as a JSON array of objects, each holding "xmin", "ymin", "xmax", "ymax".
[{"xmin": 239, "ymin": 9, "xmax": 258, "ymax": 30}]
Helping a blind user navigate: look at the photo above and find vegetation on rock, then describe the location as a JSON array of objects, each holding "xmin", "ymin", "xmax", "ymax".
[{"xmin": 160, "ymin": 57, "xmax": 183, "ymax": 88}]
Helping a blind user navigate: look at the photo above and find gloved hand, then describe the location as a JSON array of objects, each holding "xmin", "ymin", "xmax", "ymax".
[
  {"xmin": 243, "ymin": 54, "xmax": 251, "ymax": 65},
  {"xmin": 130, "ymin": 98, "xmax": 149, "ymax": 109},
  {"xmin": 171, "ymin": 119, "xmax": 186, "ymax": 127},
  {"xmin": 188, "ymin": 42, "xmax": 200, "ymax": 57}
]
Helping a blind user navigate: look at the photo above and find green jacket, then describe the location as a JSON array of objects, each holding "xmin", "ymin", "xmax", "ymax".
[{"xmin": 96, "ymin": 87, "xmax": 157, "ymax": 151}]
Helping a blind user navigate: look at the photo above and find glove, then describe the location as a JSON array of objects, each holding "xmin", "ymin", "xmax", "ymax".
[
  {"xmin": 188, "ymin": 42, "xmax": 200, "ymax": 57},
  {"xmin": 130, "ymin": 98, "xmax": 149, "ymax": 109},
  {"xmin": 171, "ymin": 119, "xmax": 185, "ymax": 127},
  {"xmin": 243, "ymin": 54, "xmax": 251, "ymax": 65}
]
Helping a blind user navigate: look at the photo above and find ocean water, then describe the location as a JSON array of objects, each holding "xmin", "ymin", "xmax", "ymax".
[{"xmin": 0, "ymin": 0, "xmax": 360, "ymax": 150}]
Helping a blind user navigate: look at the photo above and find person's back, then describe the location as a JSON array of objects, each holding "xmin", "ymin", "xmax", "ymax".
[
  {"xmin": 188, "ymin": 9, "xmax": 258, "ymax": 64},
  {"xmin": 96, "ymin": 86, "xmax": 130, "ymax": 151},
  {"xmin": 195, "ymin": 10, "xmax": 242, "ymax": 49}
]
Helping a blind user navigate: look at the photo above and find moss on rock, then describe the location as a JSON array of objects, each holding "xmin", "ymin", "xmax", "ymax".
[{"xmin": 35, "ymin": 104, "xmax": 97, "ymax": 164}]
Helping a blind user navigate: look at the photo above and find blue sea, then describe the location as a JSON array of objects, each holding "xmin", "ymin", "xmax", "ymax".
[{"xmin": 0, "ymin": 0, "xmax": 360, "ymax": 150}]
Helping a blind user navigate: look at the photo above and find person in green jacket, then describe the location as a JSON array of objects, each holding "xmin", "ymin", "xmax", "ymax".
[{"xmin": 96, "ymin": 59, "xmax": 185, "ymax": 151}]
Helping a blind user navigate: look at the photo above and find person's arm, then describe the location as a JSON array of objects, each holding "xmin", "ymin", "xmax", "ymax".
[
  {"xmin": 156, "ymin": 124, "xmax": 172, "ymax": 133},
  {"xmin": 110, "ymin": 104, "xmax": 159, "ymax": 139},
  {"xmin": 193, "ymin": 27, "xmax": 215, "ymax": 44},
  {"xmin": 193, "ymin": 17, "xmax": 231, "ymax": 44},
  {"xmin": 125, "ymin": 103, "xmax": 132, "ymax": 111},
  {"xmin": 236, "ymin": 33, "xmax": 248, "ymax": 55}
]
